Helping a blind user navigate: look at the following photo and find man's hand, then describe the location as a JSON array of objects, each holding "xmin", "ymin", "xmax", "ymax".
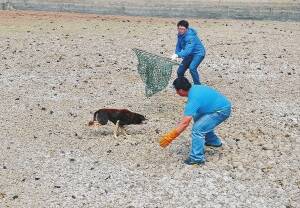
[
  {"xmin": 159, "ymin": 129, "xmax": 179, "ymax": 148},
  {"xmin": 171, "ymin": 54, "xmax": 178, "ymax": 61},
  {"xmin": 159, "ymin": 117, "xmax": 191, "ymax": 148}
]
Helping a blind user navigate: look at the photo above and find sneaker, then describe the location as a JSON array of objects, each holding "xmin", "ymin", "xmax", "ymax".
[
  {"xmin": 205, "ymin": 142, "xmax": 222, "ymax": 147},
  {"xmin": 184, "ymin": 158, "xmax": 205, "ymax": 165}
]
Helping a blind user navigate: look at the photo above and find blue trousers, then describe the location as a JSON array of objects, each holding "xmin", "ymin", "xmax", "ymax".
[
  {"xmin": 189, "ymin": 107, "xmax": 231, "ymax": 162},
  {"xmin": 177, "ymin": 55, "xmax": 205, "ymax": 85}
]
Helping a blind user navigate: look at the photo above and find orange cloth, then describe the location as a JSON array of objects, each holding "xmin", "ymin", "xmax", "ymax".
[{"xmin": 159, "ymin": 129, "xmax": 180, "ymax": 148}]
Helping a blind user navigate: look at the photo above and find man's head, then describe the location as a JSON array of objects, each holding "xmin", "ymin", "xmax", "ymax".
[
  {"xmin": 177, "ymin": 20, "xmax": 189, "ymax": 35},
  {"xmin": 173, "ymin": 77, "xmax": 191, "ymax": 97}
]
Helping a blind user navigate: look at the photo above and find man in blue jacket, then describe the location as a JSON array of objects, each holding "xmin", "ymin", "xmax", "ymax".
[
  {"xmin": 159, "ymin": 77, "xmax": 231, "ymax": 165},
  {"xmin": 171, "ymin": 20, "xmax": 206, "ymax": 85}
]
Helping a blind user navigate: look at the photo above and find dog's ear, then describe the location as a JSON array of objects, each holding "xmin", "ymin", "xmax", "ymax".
[
  {"xmin": 141, "ymin": 115, "xmax": 146, "ymax": 121},
  {"xmin": 132, "ymin": 113, "xmax": 146, "ymax": 124},
  {"xmin": 138, "ymin": 114, "xmax": 146, "ymax": 121},
  {"xmin": 96, "ymin": 111, "xmax": 109, "ymax": 125}
]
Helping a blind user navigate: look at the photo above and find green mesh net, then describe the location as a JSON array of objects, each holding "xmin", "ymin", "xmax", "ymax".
[{"xmin": 133, "ymin": 48, "xmax": 179, "ymax": 97}]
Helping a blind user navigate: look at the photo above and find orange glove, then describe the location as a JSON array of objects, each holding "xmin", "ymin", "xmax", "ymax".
[{"xmin": 159, "ymin": 129, "xmax": 180, "ymax": 148}]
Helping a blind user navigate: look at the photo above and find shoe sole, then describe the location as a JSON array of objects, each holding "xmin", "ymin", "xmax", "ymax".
[
  {"xmin": 184, "ymin": 160, "xmax": 205, "ymax": 165},
  {"xmin": 205, "ymin": 143, "xmax": 222, "ymax": 147}
]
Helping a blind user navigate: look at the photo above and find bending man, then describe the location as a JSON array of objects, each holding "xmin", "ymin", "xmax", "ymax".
[{"xmin": 159, "ymin": 77, "xmax": 231, "ymax": 165}]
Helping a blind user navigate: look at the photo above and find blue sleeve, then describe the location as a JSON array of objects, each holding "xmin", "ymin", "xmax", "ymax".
[
  {"xmin": 177, "ymin": 36, "xmax": 195, "ymax": 58},
  {"xmin": 175, "ymin": 39, "xmax": 181, "ymax": 54},
  {"xmin": 184, "ymin": 101, "xmax": 198, "ymax": 116}
]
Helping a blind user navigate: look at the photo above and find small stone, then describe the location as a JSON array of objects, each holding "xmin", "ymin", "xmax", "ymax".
[
  {"xmin": 229, "ymin": 173, "xmax": 236, "ymax": 179},
  {"xmin": 0, "ymin": 192, "xmax": 6, "ymax": 199},
  {"xmin": 262, "ymin": 144, "xmax": 273, "ymax": 150},
  {"xmin": 12, "ymin": 195, "xmax": 18, "ymax": 199},
  {"xmin": 261, "ymin": 166, "xmax": 272, "ymax": 173},
  {"xmin": 234, "ymin": 138, "xmax": 240, "ymax": 142}
]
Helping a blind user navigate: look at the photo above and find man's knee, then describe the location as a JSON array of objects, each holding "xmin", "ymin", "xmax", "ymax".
[
  {"xmin": 189, "ymin": 67, "xmax": 198, "ymax": 73},
  {"xmin": 191, "ymin": 127, "xmax": 206, "ymax": 138}
]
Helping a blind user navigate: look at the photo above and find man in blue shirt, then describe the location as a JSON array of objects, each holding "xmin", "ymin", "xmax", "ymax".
[
  {"xmin": 171, "ymin": 20, "xmax": 206, "ymax": 85},
  {"xmin": 159, "ymin": 77, "xmax": 231, "ymax": 165}
]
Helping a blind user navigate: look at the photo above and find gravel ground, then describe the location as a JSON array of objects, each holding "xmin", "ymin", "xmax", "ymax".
[{"xmin": 0, "ymin": 11, "xmax": 299, "ymax": 208}]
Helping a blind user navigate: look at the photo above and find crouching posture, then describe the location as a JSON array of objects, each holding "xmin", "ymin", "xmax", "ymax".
[{"xmin": 159, "ymin": 77, "xmax": 231, "ymax": 165}]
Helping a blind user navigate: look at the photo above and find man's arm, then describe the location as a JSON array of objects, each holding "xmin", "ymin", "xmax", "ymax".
[
  {"xmin": 177, "ymin": 37, "xmax": 196, "ymax": 58},
  {"xmin": 175, "ymin": 116, "xmax": 192, "ymax": 135},
  {"xmin": 159, "ymin": 116, "xmax": 192, "ymax": 148},
  {"xmin": 175, "ymin": 39, "xmax": 181, "ymax": 54}
]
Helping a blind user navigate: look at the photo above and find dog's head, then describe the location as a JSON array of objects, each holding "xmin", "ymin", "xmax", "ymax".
[{"xmin": 134, "ymin": 113, "xmax": 146, "ymax": 124}]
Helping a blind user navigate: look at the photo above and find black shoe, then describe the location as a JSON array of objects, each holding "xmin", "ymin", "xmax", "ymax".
[
  {"xmin": 205, "ymin": 142, "xmax": 222, "ymax": 147},
  {"xmin": 184, "ymin": 158, "xmax": 205, "ymax": 165}
]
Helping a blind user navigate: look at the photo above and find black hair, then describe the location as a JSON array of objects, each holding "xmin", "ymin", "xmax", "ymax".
[
  {"xmin": 177, "ymin": 20, "xmax": 189, "ymax": 29},
  {"xmin": 173, "ymin": 77, "xmax": 192, "ymax": 91}
]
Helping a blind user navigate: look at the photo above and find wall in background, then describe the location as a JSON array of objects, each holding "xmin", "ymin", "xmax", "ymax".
[{"xmin": 1, "ymin": 0, "xmax": 300, "ymax": 21}]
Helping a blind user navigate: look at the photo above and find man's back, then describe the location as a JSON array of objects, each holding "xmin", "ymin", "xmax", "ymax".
[{"xmin": 184, "ymin": 85, "xmax": 231, "ymax": 118}]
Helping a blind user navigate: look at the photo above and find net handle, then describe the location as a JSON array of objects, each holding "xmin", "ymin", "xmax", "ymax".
[{"xmin": 132, "ymin": 48, "xmax": 180, "ymax": 65}]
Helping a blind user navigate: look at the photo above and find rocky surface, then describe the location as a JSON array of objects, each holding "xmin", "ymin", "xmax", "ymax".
[{"xmin": 0, "ymin": 11, "xmax": 299, "ymax": 208}]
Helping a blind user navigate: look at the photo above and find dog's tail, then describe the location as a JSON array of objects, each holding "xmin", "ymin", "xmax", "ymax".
[
  {"xmin": 88, "ymin": 120, "xmax": 94, "ymax": 126},
  {"xmin": 88, "ymin": 111, "xmax": 98, "ymax": 126}
]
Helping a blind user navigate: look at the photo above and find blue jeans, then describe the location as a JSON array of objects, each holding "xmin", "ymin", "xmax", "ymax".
[
  {"xmin": 189, "ymin": 107, "xmax": 231, "ymax": 162},
  {"xmin": 177, "ymin": 55, "xmax": 205, "ymax": 85}
]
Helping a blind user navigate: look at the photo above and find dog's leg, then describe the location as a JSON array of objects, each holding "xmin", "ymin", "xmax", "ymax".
[
  {"xmin": 120, "ymin": 127, "xmax": 128, "ymax": 137},
  {"xmin": 114, "ymin": 120, "xmax": 120, "ymax": 139}
]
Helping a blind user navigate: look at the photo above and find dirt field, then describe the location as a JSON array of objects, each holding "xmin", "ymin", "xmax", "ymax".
[{"xmin": 0, "ymin": 11, "xmax": 299, "ymax": 208}]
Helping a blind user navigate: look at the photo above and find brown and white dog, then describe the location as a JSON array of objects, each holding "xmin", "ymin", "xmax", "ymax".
[{"xmin": 88, "ymin": 108, "xmax": 146, "ymax": 138}]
